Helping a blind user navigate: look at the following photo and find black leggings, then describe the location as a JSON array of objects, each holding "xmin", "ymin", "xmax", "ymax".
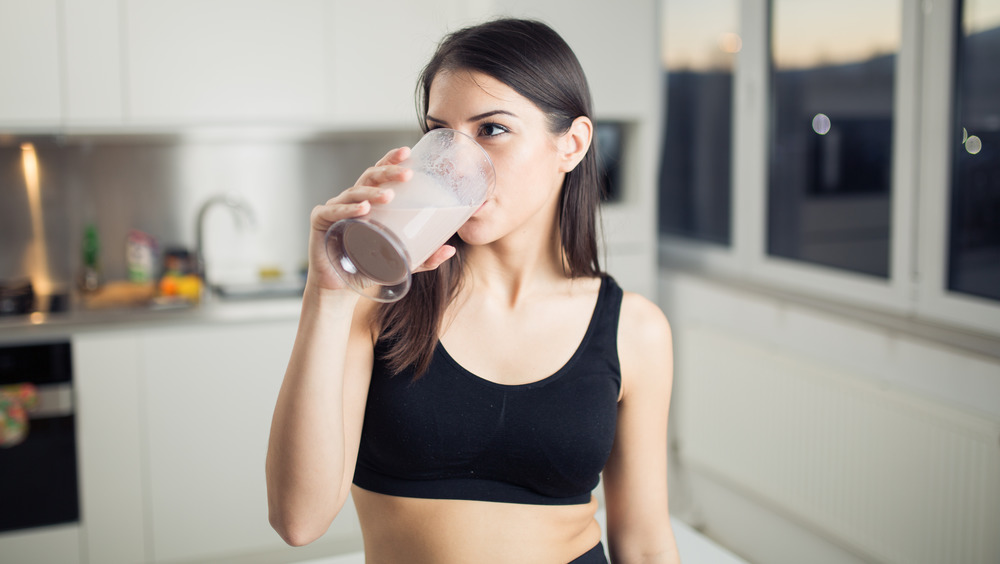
[{"xmin": 568, "ymin": 541, "xmax": 608, "ymax": 563}]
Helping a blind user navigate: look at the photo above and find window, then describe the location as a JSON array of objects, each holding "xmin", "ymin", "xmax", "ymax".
[
  {"xmin": 948, "ymin": 0, "xmax": 1000, "ymax": 302},
  {"xmin": 658, "ymin": 0, "xmax": 738, "ymax": 245},
  {"xmin": 658, "ymin": 0, "xmax": 1000, "ymax": 336},
  {"xmin": 767, "ymin": 0, "xmax": 901, "ymax": 278}
]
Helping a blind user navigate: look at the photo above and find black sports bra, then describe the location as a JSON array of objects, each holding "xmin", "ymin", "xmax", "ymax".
[{"xmin": 353, "ymin": 276, "xmax": 623, "ymax": 505}]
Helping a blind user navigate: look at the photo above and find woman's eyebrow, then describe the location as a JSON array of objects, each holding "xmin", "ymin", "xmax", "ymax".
[
  {"xmin": 425, "ymin": 110, "xmax": 518, "ymax": 126},
  {"xmin": 467, "ymin": 110, "xmax": 518, "ymax": 121}
]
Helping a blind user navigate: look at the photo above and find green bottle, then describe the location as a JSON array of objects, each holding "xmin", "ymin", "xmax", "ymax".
[{"xmin": 80, "ymin": 224, "xmax": 100, "ymax": 292}]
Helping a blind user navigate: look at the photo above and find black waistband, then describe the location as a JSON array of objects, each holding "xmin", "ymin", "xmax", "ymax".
[{"xmin": 570, "ymin": 541, "xmax": 608, "ymax": 563}]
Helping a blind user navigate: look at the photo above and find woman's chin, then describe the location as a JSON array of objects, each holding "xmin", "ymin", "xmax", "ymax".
[{"xmin": 456, "ymin": 223, "xmax": 494, "ymax": 247}]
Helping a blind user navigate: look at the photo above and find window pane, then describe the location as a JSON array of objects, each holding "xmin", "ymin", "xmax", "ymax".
[
  {"xmin": 768, "ymin": 1, "xmax": 900, "ymax": 277},
  {"xmin": 949, "ymin": 0, "xmax": 1000, "ymax": 302},
  {"xmin": 658, "ymin": 0, "xmax": 737, "ymax": 245}
]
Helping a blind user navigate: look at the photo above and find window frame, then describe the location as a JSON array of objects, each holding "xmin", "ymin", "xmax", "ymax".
[
  {"xmin": 915, "ymin": 0, "xmax": 1000, "ymax": 336},
  {"xmin": 658, "ymin": 0, "xmax": 1000, "ymax": 338}
]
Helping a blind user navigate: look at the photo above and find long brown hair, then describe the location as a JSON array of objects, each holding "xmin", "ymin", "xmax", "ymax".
[{"xmin": 375, "ymin": 18, "xmax": 604, "ymax": 377}]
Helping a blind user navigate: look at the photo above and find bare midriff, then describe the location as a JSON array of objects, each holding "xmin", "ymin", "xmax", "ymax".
[{"xmin": 350, "ymin": 485, "xmax": 602, "ymax": 564}]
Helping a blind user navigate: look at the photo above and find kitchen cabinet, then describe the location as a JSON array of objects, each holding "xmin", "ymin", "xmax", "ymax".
[
  {"xmin": 0, "ymin": 0, "xmax": 654, "ymax": 131},
  {"xmin": 0, "ymin": 0, "xmax": 123, "ymax": 128},
  {"xmin": 63, "ymin": 0, "xmax": 125, "ymax": 125},
  {"xmin": 0, "ymin": 0, "xmax": 330, "ymax": 129},
  {"xmin": 326, "ymin": 0, "xmax": 486, "ymax": 129},
  {"xmin": 0, "ymin": 333, "xmax": 142, "ymax": 564},
  {"xmin": 0, "ymin": 0, "xmax": 492, "ymax": 131},
  {"xmin": 0, "ymin": 0, "xmax": 62, "ymax": 127},
  {"xmin": 74, "ymin": 331, "xmax": 147, "ymax": 564},
  {"xmin": 125, "ymin": 0, "xmax": 328, "ymax": 125},
  {"xmin": 0, "ymin": 525, "xmax": 81, "ymax": 564},
  {"xmin": 52, "ymin": 309, "xmax": 364, "ymax": 564},
  {"xmin": 138, "ymin": 318, "xmax": 362, "ymax": 562}
]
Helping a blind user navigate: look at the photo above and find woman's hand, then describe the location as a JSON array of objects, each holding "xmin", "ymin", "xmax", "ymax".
[{"xmin": 306, "ymin": 147, "xmax": 457, "ymax": 294}]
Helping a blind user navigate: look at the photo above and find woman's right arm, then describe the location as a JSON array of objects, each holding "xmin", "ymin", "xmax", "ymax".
[
  {"xmin": 265, "ymin": 148, "xmax": 405, "ymax": 546},
  {"xmin": 266, "ymin": 281, "xmax": 372, "ymax": 546}
]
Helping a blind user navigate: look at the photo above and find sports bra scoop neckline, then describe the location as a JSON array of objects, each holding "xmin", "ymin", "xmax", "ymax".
[{"xmin": 434, "ymin": 276, "xmax": 607, "ymax": 391}]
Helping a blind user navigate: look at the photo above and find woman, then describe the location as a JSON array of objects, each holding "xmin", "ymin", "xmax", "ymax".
[{"xmin": 266, "ymin": 18, "xmax": 680, "ymax": 564}]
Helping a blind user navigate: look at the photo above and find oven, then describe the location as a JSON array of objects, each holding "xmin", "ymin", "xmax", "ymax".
[{"xmin": 0, "ymin": 341, "xmax": 79, "ymax": 533}]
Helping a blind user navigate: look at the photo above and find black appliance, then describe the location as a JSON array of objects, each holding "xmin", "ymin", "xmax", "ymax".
[
  {"xmin": 0, "ymin": 341, "xmax": 79, "ymax": 532},
  {"xmin": 0, "ymin": 279, "xmax": 70, "ymax": 317},
  {"xmin": 595, "ymin": 120, "xmax": 626, "ymax": 203},
  {"xmin": 0, "ymin": 280, "xmax": 35, "ymax": 317}
]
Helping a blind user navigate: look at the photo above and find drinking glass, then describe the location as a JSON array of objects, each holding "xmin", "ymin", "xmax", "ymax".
[{"xmin": 325, "ymin": 128, "xmax": 495, "ymax": 302}]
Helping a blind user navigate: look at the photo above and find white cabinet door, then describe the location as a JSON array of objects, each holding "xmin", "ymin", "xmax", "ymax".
[
  {"xmin": 63, "ymin": 0, "xmax": 125, "ymax": 125},
  {"xmin": 0, "ymin": 0, "xmax": 62, "ymax": 126},
  {"xmin": 0, "ymin": 525, "xmax": 82, "ymax": 564},
  {"xmin": 125, "ymin": 0, "xmax": 328, "ymax": 125},
  {"xmin": 327, "ymin": 0, "xmax": 486, "ymax": 129},
  {"xmin": 73, "ymin": 331, "xmax": 147, "ymax": 564},
  {"xmin": 139, "ymin": 319, "xmax": 362, "ymax": 562}
]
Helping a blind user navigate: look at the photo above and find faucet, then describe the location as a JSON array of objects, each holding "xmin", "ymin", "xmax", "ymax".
[{"xmin": 195, "ymin": 194, "xmax": 256, "ymax": 283}]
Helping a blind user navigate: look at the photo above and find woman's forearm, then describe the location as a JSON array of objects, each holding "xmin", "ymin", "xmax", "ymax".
[{"xmin": 265, "ymin": 286, "xmax": 364, "ymax": 546}]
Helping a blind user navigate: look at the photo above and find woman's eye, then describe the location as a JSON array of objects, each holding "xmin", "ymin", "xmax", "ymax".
[{"xmin": 479, "ymin": 123, "xmax": 509, "ymax": 137}]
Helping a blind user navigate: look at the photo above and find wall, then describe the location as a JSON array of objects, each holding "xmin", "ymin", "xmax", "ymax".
[{"xmin": 658, "ymin": 269, "xmax": 1000, "ymax": 564}]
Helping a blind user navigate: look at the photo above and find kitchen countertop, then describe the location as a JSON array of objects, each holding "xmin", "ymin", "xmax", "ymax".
[{"xmin": 0, "ymin": 296, "xmax": 304, "ymax": 344}]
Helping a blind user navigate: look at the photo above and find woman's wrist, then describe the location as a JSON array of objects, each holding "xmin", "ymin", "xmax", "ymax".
[{"xmin": 302, "ymin": 276, "xmax": 362, "ymax": 310}]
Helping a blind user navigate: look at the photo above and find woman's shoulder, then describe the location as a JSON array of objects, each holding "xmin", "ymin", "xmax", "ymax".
[
  {"xmin": 613, "ymin": 284, "xmax": 673, "ymax": 397},
  {"xmin": 617, "ymin": 287, "xmax": 672, "ymax": 346}
]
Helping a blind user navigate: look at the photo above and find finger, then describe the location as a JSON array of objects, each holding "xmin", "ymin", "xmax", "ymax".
[
  {"xmin": 374, "ymin": 146, "xmax": 411, "ymax": 167},
  {"xmin": 414, "ymin": 245, "xmax": 457, "ymax": 272},
  {"xmin": 356, "ymin": 164, "xmax": 412, "ymax": 188},
  {"xmin": 311, "ymin": 200, "xmax": 370, "ymax": 229},
  {"xmin": 326, "ymin": 186, "xmax": 394, "ymax": 206}
]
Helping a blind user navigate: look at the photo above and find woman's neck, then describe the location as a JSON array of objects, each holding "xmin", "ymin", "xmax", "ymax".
[{"xmin": 461, "ymin": 227, "xmax": 567, "ymax": 308}]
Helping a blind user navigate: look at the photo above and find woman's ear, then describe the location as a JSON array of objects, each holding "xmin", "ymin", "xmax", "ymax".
[{"xmin": 557, "ymin": 116, "xmax": 594, "ymax": 173}]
